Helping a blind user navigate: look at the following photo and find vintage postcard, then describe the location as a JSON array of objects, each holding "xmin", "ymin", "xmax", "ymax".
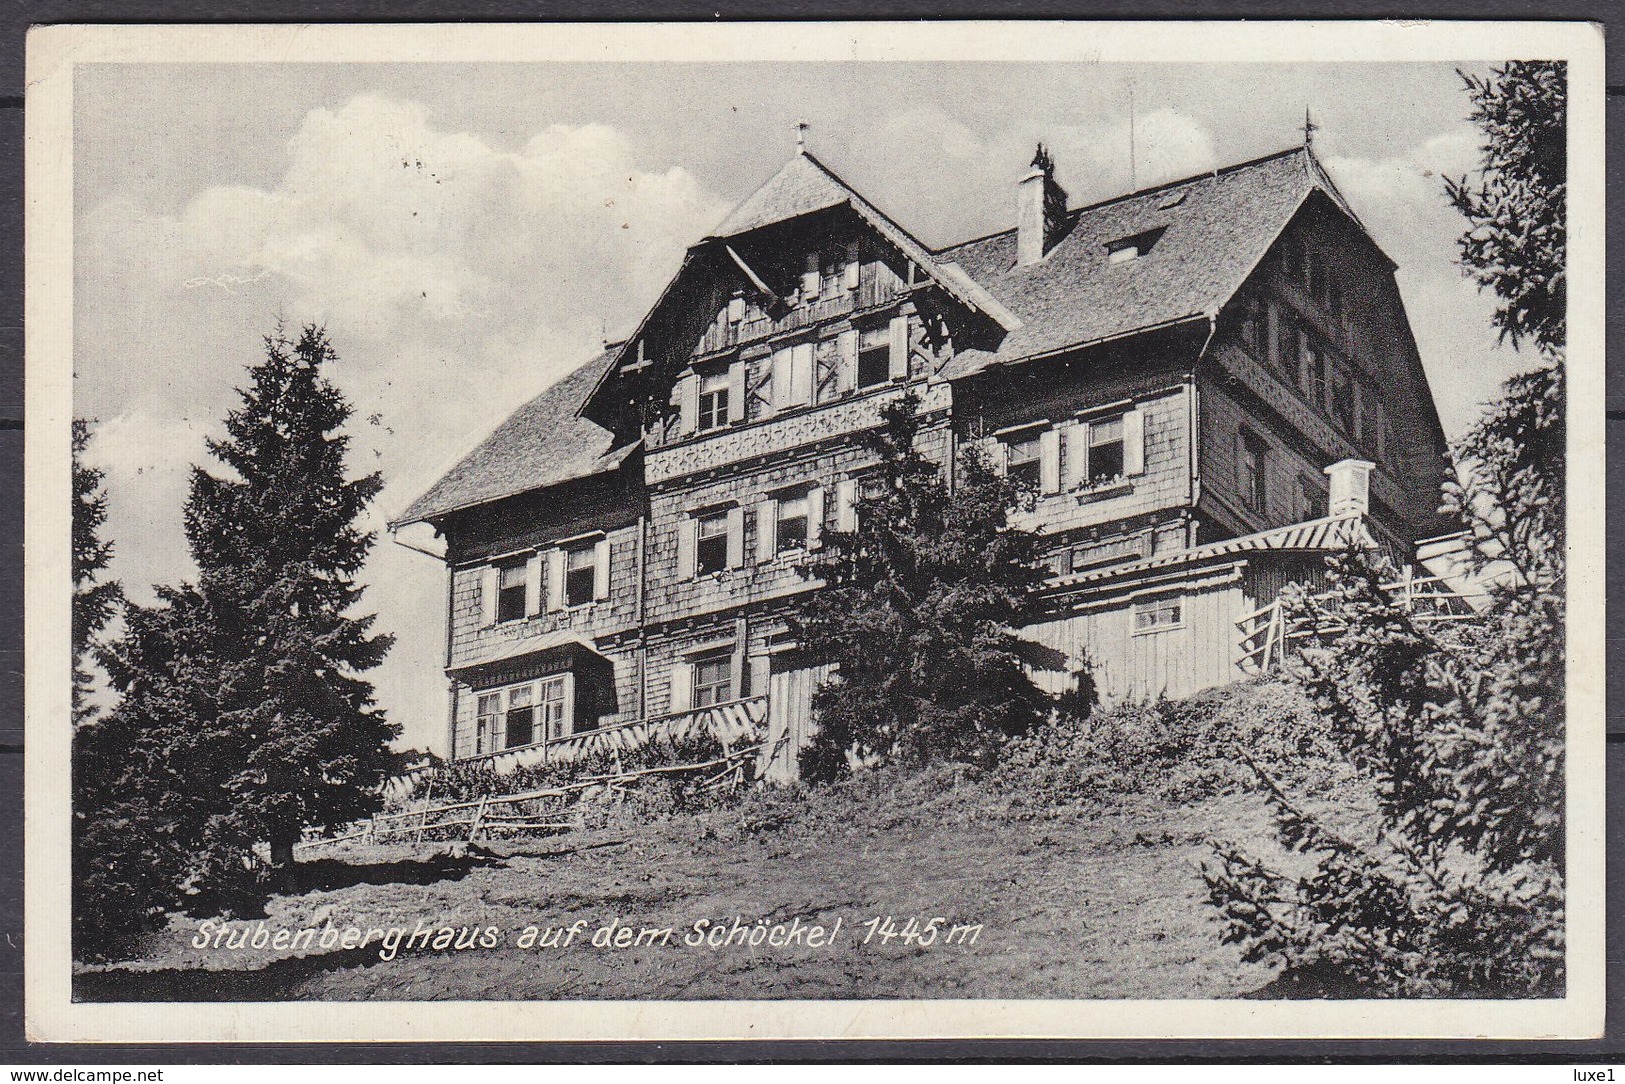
[{"xmin": 24, "ymin": 21, "xmax": 1606, "ymax": 1043}]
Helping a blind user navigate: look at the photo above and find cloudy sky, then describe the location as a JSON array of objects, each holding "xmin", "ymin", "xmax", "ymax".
[{"xmin": 73, "ymin": 59, "xmax": 1536, "ymax": 754}]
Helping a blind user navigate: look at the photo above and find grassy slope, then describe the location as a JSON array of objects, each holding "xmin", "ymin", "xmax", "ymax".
[{"xmin": 76, "ymin": 773, "xmax": 1306, "ymax": 1002}]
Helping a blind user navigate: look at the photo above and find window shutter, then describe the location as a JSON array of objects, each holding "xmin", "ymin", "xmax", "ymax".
[
  {"xmin": 1265, "ymin": 301, "xmax": 1280, "ymax": 367},
  {"xmin": 755, "ymin": 498, "xmax": 778, "ymax": 564},
  {"xmin": 524, "ymin": 552, "xmax": 543, "ymax": 616},
  {"xmin": 748, "ymin": 654, "xmax": 772, "ymax": 699},
  {"xmin": 888, "ymin": 315, "xmax": 909, "ymax": 380},
  {"xmin": 668, "ymin": 662, "xmax": 693, "ymax": 714},
  {"xmin": 479, "ymin": 566, "xmax": 499, "ymax": 627},
  {"xmin": 676, "ymin": 518, "xmax": 697, "ymax": 580},
  {"xmin": 771, "ymin": 348, "xmax": 791, "ymax": 411},
  {"xmin": 843, "ymin": 241, "xmax": 861, "ymax": 290},
  {"xmin": 834, "ymin": 477, "xmax": 858, "ymax": 533},
  {"xmin": 1038, "ymin": 428, "xmax": 1062, "ymax": 494},
  {"xmin": 730, "ymin": 641, "xmax": 746, "ymax": 701},
  {"xmin": 837, "ymin": 329, "xmax": 857, "ymax": 396},
  {"xmin": 593, "ymin": 537, "xmax": 611, "ymax": 601},
  {"xmin": 546, "ymin": 548, "xmax": 566, "ymax": 612},
  {"xmin": 560, "ymin": 672, "xmax": 577, "ymax": 735},
  {"xmin": 806, "ymin": 486, "xmax": 825, "ymax": 550},
  {"xmin": 1060, "ymin": 420, "xmax": 1085, "ymax": 490},
  {"xmin": 801, "ymin": 253, "xmax": 821, "ymax": 299},
  {"xmin": 1123, "ymin": 408, "xmax": 1146, "ymax": 476},
  {"xmin": 795, "ymin": 342, "xmax": 816, "ymax": 405},
  {"xmin": 726, "ymin": 506, "xmax": 746, "ymax": 569},
  {"xmin": 678, "ymin": 373, "xmax": 699, "ymax": 435},
  {"xmin": 727, "ymin": 359, "xmax": 747, "ymax": 423}
]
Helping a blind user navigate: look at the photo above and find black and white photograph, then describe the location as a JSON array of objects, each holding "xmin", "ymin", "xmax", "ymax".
[{"xmin": 23, "ymin": 20, "xmax": 1606, "ymax": 1043}]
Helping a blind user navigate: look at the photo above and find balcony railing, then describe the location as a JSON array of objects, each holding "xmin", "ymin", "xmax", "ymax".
[
  {"xmin": 694, "ymin": 277, "xmax": 906, "ymax": 358},
  {"xmin": 455, "ymin": 695, "xmax": 770, "ymax": 776}
]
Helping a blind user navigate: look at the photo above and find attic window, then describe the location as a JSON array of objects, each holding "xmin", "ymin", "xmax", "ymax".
[{"xmin": 1106, "ymin": 227, "xmax": 1166, "ymax": 264}]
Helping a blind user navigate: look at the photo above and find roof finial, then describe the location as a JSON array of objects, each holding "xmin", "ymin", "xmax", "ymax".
[
  {"xmin": 1302, "ymin": 107, "xmax": 1318, "ymax": 149},
  {"xmin": 796, "ymin": 120, "xmax": 809, "ymax": 155}
]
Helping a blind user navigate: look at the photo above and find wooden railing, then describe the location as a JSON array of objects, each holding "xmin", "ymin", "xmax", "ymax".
[
  {"xmin": 299, "ymin": 696, "xmax": 780, "ymax": 853},
  {"xmin": 1237, "ymin": 571, "xmax": 1488, "ymax": 675},
  {"xmin": 455, "ymin": 695, "xmax": 768, "ymax": 776}
]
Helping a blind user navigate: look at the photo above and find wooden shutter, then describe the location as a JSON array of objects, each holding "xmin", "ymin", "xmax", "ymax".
[
  {"xmin": 559, "ymin": 672, "xmax": 577, "ymax": 735},
  {"xmin": 837, "ymin": 330, "xmax": 858, "ymax": 396},
  {"xmin": 748, "ymin": 654, "xmax": 772, "ymax": 700},
  {"xmin": 806, "ymin": 486, "xmax": 825, "ymax": 550},
  {"xmin": 593, "ymin": 537, "xmax": 611, "ymax": 601},
  {"xmin": 726, "ymin": 506, "xmax": 746, "ymax": 569},
  {"xmin": 546, "ymin": 548, "xmax": 566, "ymax": 612},
  {"xmin": 677, "ymin": 373, "xmax": 699, "ymax": 435},
  {"xmin": 1039, "ymin": 428, "xmax": 1062, "ymax": 494},
  {"xmin": 1060, "ymin": 420, "xmax": 1085, "ymax": 490},
  {"xmin": 771, "ymin": 348, "xmax": 791, "ymax": 411},
  {"xmin": 834, "ymin": 477, "xmax": 858, "ymax": 532},
  {"xmin": 676, "ymin": 518, "xmax": 697, "ymax": 580},
  {"xmin": 843, "ymin": 241, "xmax": 861, "ymax": 290},
  {"xmin": 755, "ymin": 498, "xmax": 778, "ymax": 564},
  {"xmin": 1123, "ymin": 408, "xmax": 1146, "ymax": 476},
  {"xmin": 887, "ymin": 315, "xmax": 909, "ymax": 380},
  {"xmin": 795, "ymin": 342, "xmax": 816, "ymax": 405},
  {"xmin": 479, "ymin": 565, "xmax": 499, "ymax": 627},
  {"xmin": 524, "ymin": 553, "xmax": 543, "ymax": 616},
  {"xmin": 668, "ymin": 662, "xmax": 693, "ymax": 714},
  {"xmin": 727, "ymin": 360, "xmax": 747, "ymax": 423},
  {"xmin": 730, "ymin": 637, "xmax": 746, "ymax": 701}
]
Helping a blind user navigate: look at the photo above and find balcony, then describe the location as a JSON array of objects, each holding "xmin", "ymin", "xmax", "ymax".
[{"xmin": 693, "ymin": 276, "xmax": 906, "ymax": 358}]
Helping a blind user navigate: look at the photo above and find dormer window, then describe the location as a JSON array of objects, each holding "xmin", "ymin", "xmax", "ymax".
[{"xmin": 1106, "ymin": 227, "xmax": 1165, "ymax": 264}]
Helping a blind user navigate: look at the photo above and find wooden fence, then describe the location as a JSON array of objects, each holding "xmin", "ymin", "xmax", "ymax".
[{"xmin": 1237, "ymin": 571, "xmax": 1488, "ymax": 675}]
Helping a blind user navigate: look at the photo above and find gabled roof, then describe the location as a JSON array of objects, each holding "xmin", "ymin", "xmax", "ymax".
[
  {"xmin": 940, "ymin": 148, "xmax": 1351, "ymax": 380},
  {"xmin": 392, "ymin": 351, "xmax": 630, "ymax": 528}
]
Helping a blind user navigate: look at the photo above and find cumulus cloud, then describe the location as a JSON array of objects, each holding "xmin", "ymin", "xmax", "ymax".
[{"xmin": 76, "ymin": 94, "xmax": 730, "ymax": 752}]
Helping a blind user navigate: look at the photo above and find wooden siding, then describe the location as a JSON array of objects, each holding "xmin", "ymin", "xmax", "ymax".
[{"xmin": 1021, "ymin": 569, "xmax": 1245, "ymax": 705}]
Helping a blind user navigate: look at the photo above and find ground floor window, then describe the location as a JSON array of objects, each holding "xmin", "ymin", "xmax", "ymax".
[
  {"xmin": 1132, "ymin": 596, "xmax": 1183, "ymax": 634},
  {"xmin": 474, "ymin": 674, "xmax": 571, "ymax": 753},
  {"xmin": 692, "ymin": 654, "xmax": 734, "ymax": 708}
]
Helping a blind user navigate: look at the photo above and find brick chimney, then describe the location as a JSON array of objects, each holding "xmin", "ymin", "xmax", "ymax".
[
  {"xmin": 1323, "ymin": 458, "xmax": 1375, "ymax": 517},
  {"xmin": 1016, "ymin": 143, "xmax": 1069, "ymax": 266}
]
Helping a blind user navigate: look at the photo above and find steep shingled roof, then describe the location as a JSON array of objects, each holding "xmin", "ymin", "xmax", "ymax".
[
  {"xmin": 939, "ymin": 148, "xmax": 1335, "ymax": 379},
  {"xmin": 392, "ymin": 350, "xmax": 628, "ymax": 527},
  {"xmin": 397, "ymin": 147, "xmax": 1362, "ymax": 528}
]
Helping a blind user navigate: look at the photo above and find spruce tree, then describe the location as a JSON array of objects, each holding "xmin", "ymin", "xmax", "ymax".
[
  {"xmin": 71, "ymin": 419, "xmax": 122, "ymax": 724},
  {"xmin": 793, "ymin": 392, "xmax": 1050, "ymax": 780},
  {"xmin": 92, "ymin": 324, "xmax": 396, "ymax": 894}
]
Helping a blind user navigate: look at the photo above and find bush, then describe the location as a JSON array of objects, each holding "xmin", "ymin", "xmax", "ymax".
[{"xmin": 991, "ymin": 678, "xmax": 1334, "ymax": 811}]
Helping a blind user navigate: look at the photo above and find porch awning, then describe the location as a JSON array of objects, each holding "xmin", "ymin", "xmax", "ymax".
[{"xmin": 445, "ymin": 628, "xmax": 602, "ymax": 683}]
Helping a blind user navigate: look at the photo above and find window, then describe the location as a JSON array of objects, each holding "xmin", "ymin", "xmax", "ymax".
[
  {"xmin": 1087, "ymin": 416, "xmax": 1125, "ymax": 484},
  {"xmin": 692, "ymin": 654, "xmax": 733, "ymax": 708},
  {"xmin": 1005, "ymin": 431, "xmax": 1042, "ymax": 488},
  {"xmin": 504, "ymin": 683, "xmax": 535, "ymax": 749},
  {"xmin": 475, "ymin": 693, "xmax": 501, "ymax": 755},
  {"xmin": 1106, "ymin": 226, "xmax": 1165, "ymax": 263},
  {"xmin": 1330, "ymin": 364, "xmax": 1355, "ymax": 433},
  {"xmin": 475, "ymin": 676, "xmax": 571, "ymax": 753},
  {"xmin": 564, "ymin": 542, "xmax": 596, "ymax": 608},
  {"xmin": 776, "ymin": 492, "xmax": 809, "ymax": 553},
  {"xmin": 1238, "ymin": 299, "xmax": 1264, "ymax": 355},
  {"xmin": 1299, "ymin": 476, "xmax": 1327, "ymax": 521},
  {"xmin": 771, "ymin": 342, "xmax": 814, "ymax": 409},
  {"xmin": 857, "ymin": 325, "xmax": 891, "ymax": 389},
  {"xmin": 496, "ymin": 559, "xmax": 527, "ymax": 623},
  {"xmin": 1133, "ymin": 596, "xmax": 1183, "ymax": 633},
  {"xmin": 697, "ymin": 369, "xmax": 730, "ymax": 432},
  {"xmin": 1238, "ymin": 429, "xmax": 1268, "ymax": 513},
  {"xmin": 1303, "ymin": 336, "xmax": 1329, "ymax": 410},
  {"xmin": 696, "ymin": 510, "xmax": 730, "ymax": 576}
]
